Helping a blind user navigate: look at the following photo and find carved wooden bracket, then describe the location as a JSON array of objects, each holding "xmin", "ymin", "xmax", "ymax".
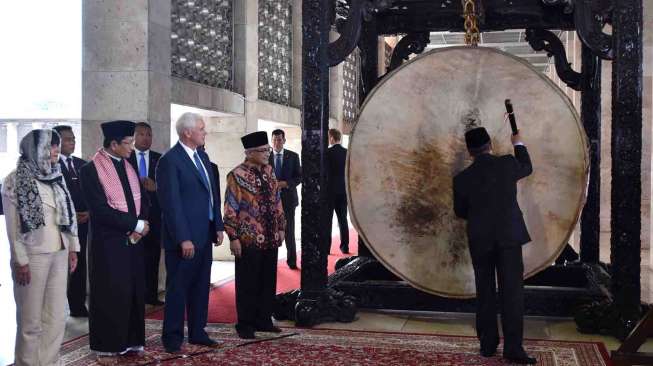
[
  {"xmin": 525, "ymin": 28, "xmax": 582, "ymax": 91},
  {"xmin": 387, "ymin": 32, "xmax": 430, "ymax": 72},
  {"xmin": 571, "ymin": 0, "xmax": 614, "ymax": 60},
  {"xmin": 327, "ymin": 0, "xmax": 395, "ymax": 67}
]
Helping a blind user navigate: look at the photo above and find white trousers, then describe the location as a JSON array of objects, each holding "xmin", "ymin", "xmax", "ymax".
[{"xmin": 13, "ymin": 249, "xmax": 68, "ymax": 366}]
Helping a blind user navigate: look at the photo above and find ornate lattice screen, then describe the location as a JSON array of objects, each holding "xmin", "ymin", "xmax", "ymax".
[
  {"xmin": 171, "ymin": 0, "xmax": 233, "ymax": 89},
  {"xmin": 343, "ymin": 49, "xmax": 360, "ymax": 126},
  {"xmin": 258, "ymin": 0, "xmax": 292, "ymax": 105}
]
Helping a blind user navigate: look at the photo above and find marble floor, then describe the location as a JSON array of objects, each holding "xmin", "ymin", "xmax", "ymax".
[
  {"xmin": 280, "ymin": 310, "xmax": 653, "ymax": 352},
  {"xmin": 1, "ymin": 219, "xmax": 653, "ymax": 364}
]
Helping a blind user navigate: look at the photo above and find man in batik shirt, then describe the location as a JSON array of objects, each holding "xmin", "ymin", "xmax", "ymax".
[{"xmin": 224, "ymin": 131, "xmax": 286, "ymax": 339}]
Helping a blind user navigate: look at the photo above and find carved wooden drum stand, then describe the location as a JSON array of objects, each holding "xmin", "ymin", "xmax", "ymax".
[{"xmin": 347, "ymin": 46, "xmax": 589, "ymax": 298}]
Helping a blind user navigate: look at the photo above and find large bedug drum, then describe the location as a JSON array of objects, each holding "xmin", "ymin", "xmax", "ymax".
[{"xmin": 347, "ymin": 46, "xmax": 589, "ymax": 298}]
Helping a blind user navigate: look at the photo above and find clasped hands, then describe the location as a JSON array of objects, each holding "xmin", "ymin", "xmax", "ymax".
[
  {"xmin": 76, "ymin": 211, "xmax": 90, "ymax": 224},
  {"xmin": 141, "ymin": 177, "xmax": 156, "ymax": 192},
  {"xmin": 129, "ymin": 221, "xmax": 150, "ymax": 244}
]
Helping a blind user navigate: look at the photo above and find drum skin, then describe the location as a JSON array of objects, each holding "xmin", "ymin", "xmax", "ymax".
[{"xmin": 347, "ymin": 46, "xmax": 588, "ymax": 298}]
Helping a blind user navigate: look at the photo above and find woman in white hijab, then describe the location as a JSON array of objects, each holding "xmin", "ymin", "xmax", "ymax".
[{"xmin": 2, "ymin": 129, "xmax": 80, "ymax": 366}]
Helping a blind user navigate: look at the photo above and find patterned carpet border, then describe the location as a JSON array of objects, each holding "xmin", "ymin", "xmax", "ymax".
[{"xmin": 60, "ymin": 320, "xmax": 611, "ymax": 366}]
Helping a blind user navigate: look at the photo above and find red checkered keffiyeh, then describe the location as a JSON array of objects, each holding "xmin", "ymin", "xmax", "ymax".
[{"xmin": 91, "ymin": 148, "xmax": 141, "ymax": 215}]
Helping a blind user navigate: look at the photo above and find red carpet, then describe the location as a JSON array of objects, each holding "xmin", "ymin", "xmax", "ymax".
[
  {"xmin": 61, "ymin": 320, "xmax": 611, "ymax": 366},
  {"xmin": 148, "ymin": 230, "xmax": 359, "ymax": 323}
]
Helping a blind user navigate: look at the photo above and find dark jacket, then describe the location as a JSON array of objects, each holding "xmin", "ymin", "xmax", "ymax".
[
  {"xmin": 59, "ymin": 155, "xmax": 88, "ymax": 212},
  {"xmin": 453, "ymin": 145, "xmax": 533, "ymax": 255},
  {"xmin": 80, "ymin": 158, "xmax": 149, "ymax": 352},
  {"xmin": 326, "ymin": 144, "xmax": 347, "ymax": 197},
  {"xmin": 156, "ymin": 143, "xmax": 224, "ymax": 251},
  {"xmin": 128, "ymin": 150, "xmax": 162, "ymax": 226},
  {"xmin": 269, "ymin": 148, "xmax": 301, "ymax": 208}
]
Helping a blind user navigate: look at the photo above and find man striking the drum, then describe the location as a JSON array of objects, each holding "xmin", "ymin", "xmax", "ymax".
[{"xmin": 452, "ymin": 125, "xmax": 536, "ymax": 364}]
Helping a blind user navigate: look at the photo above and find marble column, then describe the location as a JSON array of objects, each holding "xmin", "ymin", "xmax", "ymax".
[
  {"xmin": 205, "ymin": 115, "xmax": 247, "ymax": 260},
  {"xmin": 644, "ymin": 0, "xmax": 653, "ymax": 272},
  {"xmin": 634, "ymin": 0, "xmax": 653, "ymax": 303},
  {"xmin": 233, "ymin": 0, "xmax": 259, "ymax": 134},
  {"xmin": 599, "ymin": 35, "xmax": 613, "ymax": 264},
  {"xmin": 291, "ymin": 0, "xmax": 302, "ymax": 108},
  {"xmin": 329, "ymin": 28, "xmax": 345, "ymax": 131},
  {"xmin": 82, "ymin": 0, "xmax": 171, "ymax": 158}
]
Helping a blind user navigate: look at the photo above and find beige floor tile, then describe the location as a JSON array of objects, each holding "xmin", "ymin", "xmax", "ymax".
[
  {"xmin": 402, "ymin": 313, "xmax": 477, "ymax": 336},
  {"xmin": 522, "ymin": 317, "xmax": 551, "ymax": 339},
  {"xmin": 312, "ymin": 311, "xmax": 409, "ymax": 332}
]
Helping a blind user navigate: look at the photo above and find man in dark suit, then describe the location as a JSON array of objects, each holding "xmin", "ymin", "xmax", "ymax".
[
  {"xmin": 156, "ymin": 112, "xmax": 224, "ymax": 353},
  {"xmin": 326, "ymin": 128, "xmax": 349, "ymax": 254},
  {"xmin": 269, "ymin": 129, "xmax": 301, "ymax": 269},
  {"xmin": 128, "ymin": 122, "xmax": 164, "ymax": 306},
  {"xmin": 453, "ymin": 127, "xmax": 536, "ymax": 365},
  {"xmin": 53, "ymin": 125, "xmax": 89, "ymax": 317},
  {"xmin": 198, "ymin": 145, "xmax": 220, "ymax": 185}
]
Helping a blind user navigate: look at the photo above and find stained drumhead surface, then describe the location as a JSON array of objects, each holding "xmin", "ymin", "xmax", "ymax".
[{"xmin": 347, "ymin": 46, "xmax": 588, "ymax": 298}]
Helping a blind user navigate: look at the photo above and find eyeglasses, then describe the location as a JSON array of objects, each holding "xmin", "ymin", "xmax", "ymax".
[{"xmin": 250, "ymin": 147, "xmax": 272, "ymax": 153}]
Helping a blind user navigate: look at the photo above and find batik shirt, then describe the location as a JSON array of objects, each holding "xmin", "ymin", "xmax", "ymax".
[{"xmin": 224, "ymin": 162, "xmax": 286, "ymax": 250}]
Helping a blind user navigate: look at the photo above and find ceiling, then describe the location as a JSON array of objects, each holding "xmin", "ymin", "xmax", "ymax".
[{"xmin": 425, "ymin": 29, "xmax": 566, "ymax": 73}]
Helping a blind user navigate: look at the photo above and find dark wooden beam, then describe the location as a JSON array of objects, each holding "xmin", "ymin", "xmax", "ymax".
[
  {"xmin": 610, "ymin": 0, "xmax": 643, "ymax": 338},
  {"xmin": 375, "ymin": 0, "xmax": 575, "ymax": 34},
  {"xmin": 579, "ymin": 44, "xmax": 601, "ymax": 264}
]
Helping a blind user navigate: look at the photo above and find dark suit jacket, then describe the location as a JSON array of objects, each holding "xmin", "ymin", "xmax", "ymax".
[
  {"xmin": 453, "ymin": 145, "xmax": 533, "ymax": 256},
  {"xmin": 156, "ymin": 143, "xmax": 224, "ymax": 251},
  {"xmin": 269, "ymin": 149, "xmax": 301, "ymax": 208},
  {"xmin": 59, "ymin": 155, "xmax": 88, "ymax": 212},
  {"xmin": 209, "ymin": 161, "xmax": 220, "ymax": 188},
  {"xmin": 128, "ymin": 150, "xmax": 162, "ymax": 226},
  {"xmin": 326, "ymin": 144, "xmax": 347, "ymax": 197}
]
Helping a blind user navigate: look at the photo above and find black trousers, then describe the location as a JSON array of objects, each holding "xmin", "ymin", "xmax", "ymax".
[
  {"xmin": 235, "ymin": 247, "xmax": 278, "ymax": 333},
  {"xmin": 143, "ymin": 224, "xmax": 162, "ymax": 303},
  {"xmin": 67, "ymin": 222, "xmax": 88, "ymax": 312},
  {"xmin": 283, "ymin": 203, "xmax": 297, "ymax": 266},
  {"xmin": 471, "ymin": 244, "xmax": 524, "ymax": 355},
  {"xmin": 327, "ymin": 193, "xmax": 349, "ymax": 251}
]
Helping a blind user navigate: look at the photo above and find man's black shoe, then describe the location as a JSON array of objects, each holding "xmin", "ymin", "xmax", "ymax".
[
  {"xmin": 503, "ymin": 353, "xmax": 537, "ymax": 364},
  {"xmin": 164, "ymin": 347, "xmax": 182, "ymax": 354},
  {"xmin": 70, "ymin": 307, "xmax": 89, "ymax": 317},
  {"xmin": 256, "ymin": 325, "xmax": 282, "ymax": 333},
  {"xmin": 189, "ymin": 338, "xmax": 221, "ymax": 348},
  {"xmin": 480, "ymin": 347, "xmax": 496, "ymax": 357},
  {"xmin": 146, "ymin": 299, "xmax": 165, "ymax": 306},
  {"xmin": 237, "ymin": 330, "xmax": 256, "ymax": 339},
  {"xmin": 480, "ymin": 340, "xmax": 498, "ymax": 357},
  {"xmin": 287, "ymin": 263, "xmax": 298, "ymax": 270}
]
